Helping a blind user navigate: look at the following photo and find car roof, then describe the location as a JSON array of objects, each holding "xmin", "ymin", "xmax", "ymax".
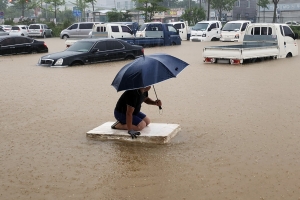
[
  {"xmin": 226, "ymin": 20, "xmax": 251, "ymax": 23},
  {"xmin": 78, "ymin": 38, "xmax": 125, "ymax": 43},
  {"xmin": 197, "ymin": 21, "xmax": 221, "ymax": 23}
]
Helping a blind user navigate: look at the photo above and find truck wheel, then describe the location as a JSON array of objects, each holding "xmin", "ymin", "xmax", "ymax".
[
  {"xmin": 171, "ymin": 42, "xmax": 176, "ymax": 45},
  {"xmin": 286, "ymin": 53, "xmax": 292, "ymax": 58}
]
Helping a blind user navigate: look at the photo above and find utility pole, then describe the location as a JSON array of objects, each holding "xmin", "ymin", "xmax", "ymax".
[{"xmin": 207, "ymin": 0, "xmax": 210, "ymax": 21}]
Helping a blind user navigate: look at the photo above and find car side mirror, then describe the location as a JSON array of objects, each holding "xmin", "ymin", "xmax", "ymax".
[
  {"xmin": 91, "ymin": 48, "xmax": 99, "ymax": 53},
  {"xmin": 207, "ymin": 28, "xmax": 212, "ymax": 32}
]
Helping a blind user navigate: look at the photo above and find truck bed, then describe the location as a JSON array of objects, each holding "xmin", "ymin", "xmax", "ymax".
[{"xmin": 203, "ymin": 35, "xmax": 280, "ymax": 62}]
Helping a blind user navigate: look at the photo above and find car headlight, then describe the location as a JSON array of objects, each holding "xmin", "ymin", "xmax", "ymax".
[{"xmin": 54, "ymin": 58, "xmax": 63, "ymax": 66}]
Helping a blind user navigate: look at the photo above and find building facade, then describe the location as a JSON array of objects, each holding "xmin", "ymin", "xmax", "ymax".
[{"xmin": 257, "ymin": 0, "xmax": 300, "ymax": 23}]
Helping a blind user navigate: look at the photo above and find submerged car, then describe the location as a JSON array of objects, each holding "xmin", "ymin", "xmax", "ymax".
[
  {"xmin": 0, "ymin": 36, "xmax": 48, "ymax": 56},
  {"xmin": 38, "ymin": 38, "xmax": 144, "ymax": 67}
]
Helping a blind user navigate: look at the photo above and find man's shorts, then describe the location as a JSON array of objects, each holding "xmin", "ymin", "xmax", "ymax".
[{"xmin": 114, "ymin": 110, "xmax": 146, "ymax": 126}]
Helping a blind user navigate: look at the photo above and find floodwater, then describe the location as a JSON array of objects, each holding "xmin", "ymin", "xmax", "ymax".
[{"xmin": 1, "ymin": 38, "xmax": 300, "ymax": 200}]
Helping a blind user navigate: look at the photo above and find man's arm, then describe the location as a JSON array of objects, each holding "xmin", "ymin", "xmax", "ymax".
[
  {"xmin": 126, "ymin": 105, "xmax": 135, "ymax": 130},
  {"xmin": 144, "ymin": 97, "xmax": 162, "ymax": 106}
]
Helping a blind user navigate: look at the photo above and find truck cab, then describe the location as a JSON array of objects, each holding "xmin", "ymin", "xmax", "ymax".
[
  {"xmin": 168, "ymin": 21, "xmax": 190, "ymax": 40},
  {"xmin": 190, "ymin": 20, "xmax": 222, "ymax": 42},
  {"xmin": 245, "ymin": 23, "xmax": 298, "ymax": 58},
  {"xmin": 220, "ymin": 20, "xmax": 251, "ymax": 42}
]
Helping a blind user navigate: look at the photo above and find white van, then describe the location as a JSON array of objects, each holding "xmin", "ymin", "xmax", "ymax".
[
  {"xmin": 136, "ymin": 22, "xmax": 162, "ymax": 37},
  {"xmin": 60, "ymin": 22, "xmax": 102, "ymax": 39},
  {"xmin": 89, "ymin": 23, "xmax": 134, "ymax": 38},
  {"xmin": 190, "ymin": 20, "xmax": 222, "ymax": 42},
  {"xmin": 220, "ymin": 20, "xmax": 251, "ymax": 42},
  {"xmin": 168, "ymin": 21, "xmax": 190, "ymax": 40}
]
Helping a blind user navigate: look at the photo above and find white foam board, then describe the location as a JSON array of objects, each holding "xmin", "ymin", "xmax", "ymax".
[{"xmin": 86, "ymin": 122, "xmax": 181, "ymax": 144}]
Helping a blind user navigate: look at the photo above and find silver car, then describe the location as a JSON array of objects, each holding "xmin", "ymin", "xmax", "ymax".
[
  {"xmin": 60, "ymin": 22, "xmax": 101, "ymax": 39},
  {"xmin": 28, "ymin": 24, "xmax": 52, "ymax": 38}
]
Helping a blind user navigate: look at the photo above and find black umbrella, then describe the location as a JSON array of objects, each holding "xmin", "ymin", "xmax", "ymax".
[{"xmin": 111, "ymin": 53, "xmax": 189, "ymax": 109}]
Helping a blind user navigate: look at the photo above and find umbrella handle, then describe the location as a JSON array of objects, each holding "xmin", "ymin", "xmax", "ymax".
[{"xmin": 152, "ymin": 85, "xmax": 162, "ymax": 110}]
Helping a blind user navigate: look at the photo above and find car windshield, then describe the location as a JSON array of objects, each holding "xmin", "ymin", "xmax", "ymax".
[
  {"xmin": 138, "ymin": 24, "xmax": 147, "ymax": 31},
  {"xmin": 66, "ymin": 41, "xmax": 94, "ymax": 52},
  {"xmin": 192, "ymin": 23, "xmax": 209, "ymax": 31},
  {"xmin": 222, "ymin": 23, "xmax": 242, "ymax": 31}
]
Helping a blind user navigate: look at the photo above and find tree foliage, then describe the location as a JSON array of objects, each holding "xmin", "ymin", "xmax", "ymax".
[
  {"xmin": 257, "ymin": 0, "xmax": 269, "ymax": 9},
  {"xmin": 210, "ymin": 0, "xmax": 236, "ymax": 20},
  {"xmin": 107, "ymin": 10, "xmax": 132, "ymax": 22},
  {"xmin": 132, "ymin": 0, "xmax": 168, "ymax": 22},
  {"xmin": 0, "ymin": 0, "xmax": 8, "ymax": 12},
  {"xmin": 160, "ymin": 0, "xmax": 178, "ymax": 8},
  {"xmin": 44, "ymin": 0, "xmax": 65, "ymax": 22},
  {"xmin": 181, "ymin": 7, "xmax": 205, "ymax": 26}
]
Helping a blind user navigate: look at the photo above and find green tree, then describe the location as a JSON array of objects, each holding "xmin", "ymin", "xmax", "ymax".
[
  {"xmin": 272, "ymin": 0, "xmax": 279, "ymax": 23},
  {"xmin": 176, "ymin": 0, "xmax": 197, "ymax": 9},
  {"xmin": 8, "ymin": 0, "xmax": 35, "ymax": 18},
  {"xmin": 132, "ymin": 0, "xmax": 168, "ymax": 22},
  {"xmin": 210, "ymin": 0, "xmax": 236, "ymax": 21},
  {"xmin": 181, "ymin": 7, "xmax": 205, "ymax": 26},
  {"xmin": 257, "ymin": 0, "xmax": 269, "ymax": 22},
  {"xmin": 44, "ymin": 0, "xmax": 65, "ymax": 23},
  {"xmin": 161, "ymin": 0, "xmax": 178, "ymax": 8},
  {"xmin": 107, "ymin": 10, "xmax": 123, "ymax": 22},
  {"xmin": 85, "ymin": 0, "xmax": 96, "ymax": 21},
  {"xmin": 107, "ymin": 10, "xmax": 133, "ymax": 22},
  {"xmin": 0, "ymin": 0, "xmax": 8, "ymax": 13}
]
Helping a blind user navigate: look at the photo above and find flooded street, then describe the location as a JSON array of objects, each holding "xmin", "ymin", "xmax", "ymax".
[{"xmin": 1, "ymin": 38, "xmax": 300, "ymax": 199}]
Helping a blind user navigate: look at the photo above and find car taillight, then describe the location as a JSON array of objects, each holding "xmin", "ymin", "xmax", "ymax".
[
  {"xmin": 44, "ymin": 42, "xmax": 47, "ymax": 47},
  {"xmin": 141, "ymin": 48, "xmax": 144, "ymax": 54},
  {"xmin": 40, "ymin": 30, "xmax": 43, "ymax": 32}
]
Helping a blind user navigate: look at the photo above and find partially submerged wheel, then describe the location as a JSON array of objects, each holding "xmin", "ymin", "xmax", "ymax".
[
  {"xmin": 70, "ymin": 61, "xmax": 82, "ymax": 66},
  {"xmin": 286, "ymin": 53, "xmax": 292, "ymax": 58}
]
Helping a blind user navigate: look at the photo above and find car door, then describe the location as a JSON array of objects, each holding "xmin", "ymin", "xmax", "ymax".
[
  {"xmin": 68, "ymin": 23, "xmax": 79, "ymax": 38},
  {"xmin": 106, "ymin": 40, "xmax": 125, "ymax": 60},
  {"xmin": 44, "ymin": 24, "xmax": 51, "ymax": 36},
  {"xmin": 281, "ymin": 25, "xmax": 298, "ymax": 57},
  {"xmin": 208, "ymin": 23, "xmax": 218, "ymax": 40},
  {"xmin": 0, "ymin": 38, "xmax": 16, "ymax": 55},
  {"xmin": 89, "ymin": 41, "xmax": 109, "ymax": 63},
  {"xmin": 240, "ymin": 22, "xmax": 249, "ymax": 41},
  {"xmin": 121, "ymin": 25, "xmax": 133, "ymax": 38},
  {"xmin": 81, "ymin": 23, "xmax": 93, "ymax": 37},
  {"xmin": 174, "ymin": 23, "xmax": 186, "ymax": 40},
  {"xmin": 110, "ymin": 25, "xmax": 122, "ymax": 38},
  {"xmin": 14, "ymin": 37, "xmax": 27, "ymax": 54}
]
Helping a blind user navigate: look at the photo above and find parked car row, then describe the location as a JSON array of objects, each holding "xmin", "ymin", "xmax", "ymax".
[{"xmin": 0, "ymin": 24, "xmax": 52, "ymax": 38}]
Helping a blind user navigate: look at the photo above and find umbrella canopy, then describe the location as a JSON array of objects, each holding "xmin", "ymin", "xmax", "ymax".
[{"xmin": 111, "ymin": 53, "xmax": 189, "ymax": 92}]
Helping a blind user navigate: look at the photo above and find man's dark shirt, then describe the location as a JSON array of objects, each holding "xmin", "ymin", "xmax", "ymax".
[{"xmin": 115, "ymin": 89, "xmax": 148, "ymax": 115}]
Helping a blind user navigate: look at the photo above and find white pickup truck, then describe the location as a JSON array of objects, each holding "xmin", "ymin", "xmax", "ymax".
[
  {"xmin": 65, "ymin": 23, "xmax": 134, "ymax": 47},
  {"xmin": 203, "ymin": 23, "xmax": 298, "ymax": 64}
]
